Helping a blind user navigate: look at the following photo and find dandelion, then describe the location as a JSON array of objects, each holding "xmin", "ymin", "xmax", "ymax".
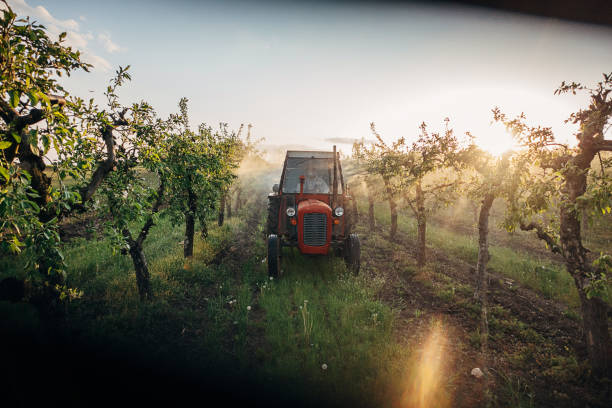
[
  {"xmin": 247, "ymin": 306, "xmax": 251, "ymax": 311},
  {"xmin": 321, "ymin": 363, "xmax": 328, "ymax": 370},
  {"xmin": 269, "ymin": 276, "xmax": 274, "ymax": 281}
]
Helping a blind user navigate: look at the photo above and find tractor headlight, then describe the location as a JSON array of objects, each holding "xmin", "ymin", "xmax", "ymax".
[
  {"xmin": 286, "ymin": 207, "xmax": 296, "ymax": 217},
  {"xmin": 334, "ymin": 207, "xmax": 344, "ymax": 217}
]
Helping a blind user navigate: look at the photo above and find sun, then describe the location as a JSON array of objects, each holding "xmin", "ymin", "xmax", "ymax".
[{"xmin": 473, "ymin": 123, "xmax": 519, "ymax": 157}]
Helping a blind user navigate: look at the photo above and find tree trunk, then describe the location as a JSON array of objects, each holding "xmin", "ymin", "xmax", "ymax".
[
  {"xmin": 367, "ymin": 184, "xmax": 375, "ymax": 231},
  {"xmin": 474, "ymin": 193, "xmax": 495, "ymax": 372},
  {"xmin": 383, "ymin": 177, "xmax": 397, "ymax": 241},
  {"xmin": 129, "ymin": 242, "xmax": 152, "ymax": 301},
  {"xmin": 184, "ymin": 211, "xmax": 195, "ymax": 258},
  {"xmin": 218, "ymin": 192, "xmax": 225, "ymax": 226},
  {"xmin": 184, "ymin": 188, "xmax": 197, "ymax": 259},
  {"xmin": 416, "ymin": 180, "xmax": 426, "ymax": 267},
  {"xmin": 560, "ymin": 155, "xmax": 611, "ymax": 377},
  {"xmin": 226, "ymin": 193, "xmax": 232, "ymax": 219},
  {"xmin": 475, "ymin": 193, "xmax": 494, "ymax": 300}
]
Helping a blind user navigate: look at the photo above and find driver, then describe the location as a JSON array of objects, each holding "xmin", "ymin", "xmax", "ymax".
[{"xmin": 298, "ymin": 160, "xmax": 329, "ymax": 193}]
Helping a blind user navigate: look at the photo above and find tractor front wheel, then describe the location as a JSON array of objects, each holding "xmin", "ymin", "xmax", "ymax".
[
  {"xmin": 267, "ymin": 234, "xmax": 281, "ymax": 278},
  {"xmin": 344, "ymin": 233, "xmax": 360, "ymax": 275}
]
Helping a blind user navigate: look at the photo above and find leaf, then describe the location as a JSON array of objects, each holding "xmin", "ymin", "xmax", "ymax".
[
  {"xmin": 8, "ymin": 90, "xmax": 20, "ymax": 108},
  {"xmin": 0, "ymin": 141, "xmax": 12, "ymax": 149},
  {"xmin": 27, "ymin": 90, "xmax": 39, "ymax": 106},
  {"xmin": 0, "ymin": 166, "xmax": 10, "ymax": 182}
]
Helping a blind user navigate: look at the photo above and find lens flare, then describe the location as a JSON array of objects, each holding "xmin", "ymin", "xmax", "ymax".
[{"xmin": 400, "ymin": 318, "xmax": 452, "ymax": 408}]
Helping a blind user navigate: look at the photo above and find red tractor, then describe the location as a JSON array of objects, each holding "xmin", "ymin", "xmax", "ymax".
[{"xmin": 266, "ymin": 147, "xmax": 360, "ymax": 277}]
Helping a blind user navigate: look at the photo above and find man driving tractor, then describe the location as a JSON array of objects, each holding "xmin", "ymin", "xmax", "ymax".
[{"xmin": 297, "ymin": 160, "xmax": 329, "ymax": 193}]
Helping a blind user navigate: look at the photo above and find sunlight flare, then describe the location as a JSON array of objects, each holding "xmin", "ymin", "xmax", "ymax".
[{"xmin": 400, "ymin": 318, "xmax": 452, "ymax": 408}]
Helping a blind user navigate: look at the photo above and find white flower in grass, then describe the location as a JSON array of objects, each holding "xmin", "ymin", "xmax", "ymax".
[
  {"xmin": 304, "ymin": 300, "xmax": 308, "ymax": 304},
  {"xmin": 321, "ymin": 363, "xmax": 328, "ymax": 370},
  {"xmin": 247, "ymin": 306, "xmax": 251, "ymax": 311},
  {"xmin": 269, "ymin": 276, "xmax": 273, "ymax": 281}
]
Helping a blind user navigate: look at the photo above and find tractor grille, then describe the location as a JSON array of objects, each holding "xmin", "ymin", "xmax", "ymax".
[{"xmin": 303, "ymin": 213, "xmax": 327, "ymax": 246}]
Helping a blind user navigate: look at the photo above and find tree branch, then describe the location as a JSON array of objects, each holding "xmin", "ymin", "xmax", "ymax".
[
  {"xmin": 519, "ymin": 221, "xmax": 563, "ymax": 256},
  {"xmin": 136, "ymin": 178, "xmax": 165, "ymax": 246},
  {"xmin": 422, "ymin": 181, "xmax": 458, "ymax": 196},
  {"xmin": 0, "ymin": 98, "xmax": 17, "ymax": 123},
  {"xmin": 77, "ymin": 124, "xmax": 116, "ymax": 207},
  {"xmin": 593, "ymin": 139, "xmax": 612, "ymax": 152},
  {"xmin": 403, "ymin": 193, "xmax": 418, "ymax": 217}
]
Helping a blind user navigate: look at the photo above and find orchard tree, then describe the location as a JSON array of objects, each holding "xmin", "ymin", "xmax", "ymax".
[
  {"xmin": 462, "ymin": 146, "xmax": 512, "ymax": 367},
  {"xmin": 0, "ymin": 3, "xmax": 130, "ymax": 296},
  {"xmin": 218, "ymin": 124, "xmax": 243, "ymax": 226},
  {"xmin": 96, "ymin": 82, "xmax": 166, "ymax": 301},
  {"xmin": 353, "ymin": 129, "xmax": 401, "ymax": 241},
  {"xmin": 494, "ymin": 73, "xmax": 612, "ymax": 376},
  {"xmin": 164, "ymin": 98, "xmax": 239, "ymax": 259},
  {"xmin": 358, "ymin": 120, "xmax": 464, "ymax": 265}
]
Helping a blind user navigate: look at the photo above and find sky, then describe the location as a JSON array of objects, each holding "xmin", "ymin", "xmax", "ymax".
[{"xmin": 6, "ymin": 0, "xmax": 612, "ymax": 158}]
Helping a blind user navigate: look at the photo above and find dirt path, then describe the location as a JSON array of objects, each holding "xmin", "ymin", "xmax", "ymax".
[{"xmin": 356, "ymin": 220, "xmax": 610, "ymax": 408}]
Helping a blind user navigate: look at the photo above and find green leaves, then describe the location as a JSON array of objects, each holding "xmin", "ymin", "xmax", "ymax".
[
  {"xmin": 8, "ymin": 89, "xmax": 20, "ymax": 108},
  {"xmin": 0, "ymin": 165, "xmax": 9, "ymax": 182}
]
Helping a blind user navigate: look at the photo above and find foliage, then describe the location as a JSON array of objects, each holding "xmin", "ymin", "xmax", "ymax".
[
  {"xmin": 0, "ymin": 2, "xmax": 129, "ymax": 291},
  {"xmin": 0, "ymin": 1, "xmax": 89, "ymax": 255},
  {"xmin": 494, "ymin": 73, "xmax": 612, "ymax": 375},
  {"xmin": 354, "ymin": 119, "xmax": 468, "ymax": 216},
  {"xmin": 163, "ymin": 98, "xmax": 239, "ymax": 230}
]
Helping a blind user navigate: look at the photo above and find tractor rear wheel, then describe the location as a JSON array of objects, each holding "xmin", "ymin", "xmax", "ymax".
[
  {"xmin": 267, "ymin": 234, "xmax": 281, "ymax": 278},
  {"xmin": 344, "ymin": 233, "xmax": 360, "ymax": 275}
]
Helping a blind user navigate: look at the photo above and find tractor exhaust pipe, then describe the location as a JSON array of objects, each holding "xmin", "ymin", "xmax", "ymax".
[{"xmin": 332, "ymin": 145, "xmax": 338, "ymax": 210}]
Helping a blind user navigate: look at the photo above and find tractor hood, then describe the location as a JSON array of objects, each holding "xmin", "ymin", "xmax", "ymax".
[{"xmin": 297, "ymin": 199, "xmax": 332, "ymax": 254}]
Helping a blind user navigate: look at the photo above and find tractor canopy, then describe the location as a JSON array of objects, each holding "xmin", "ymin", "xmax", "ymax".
[{"xmin": 280, "ymin": 151, "xmax": 343, "ymax": 194}]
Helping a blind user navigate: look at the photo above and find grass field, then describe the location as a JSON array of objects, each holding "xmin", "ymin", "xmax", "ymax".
[{"xmin": 2, "ymin": 175, "xmax": 611, "ymax": 407}]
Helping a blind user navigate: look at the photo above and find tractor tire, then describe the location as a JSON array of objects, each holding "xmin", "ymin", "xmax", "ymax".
[
  {"xmin": 267, "ymin": 234, "xmax": 281, "ymax": 278},
  {"xmin": 267, "ymin": 196, "xmax": 280, "ymax": 235},
  {"xmin": 344, "ymin": 233, "xmax": 361, "ymax": 275}
]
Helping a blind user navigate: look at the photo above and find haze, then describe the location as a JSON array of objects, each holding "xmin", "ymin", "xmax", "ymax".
[{"xmin": 12, "ymin": 0, "xmax": 612, "ymax": 157}]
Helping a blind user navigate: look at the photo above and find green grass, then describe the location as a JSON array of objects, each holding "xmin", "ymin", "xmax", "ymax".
[
  {"xmin": 1, "ymin": 210, "xmax": 412, "ymax": 407},
  {"xmin": 259, "ymin": 251, "xmax": 408, "ymax": 405},
  {"xmin": 366, "ymin": 202, "xmax": 583, "ymax": 309}
]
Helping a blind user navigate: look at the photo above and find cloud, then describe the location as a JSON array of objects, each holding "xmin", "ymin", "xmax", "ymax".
[
  {"xmin": 98, "ymin": 32, "xmax": 126, "ymax": 53},
  {"xmin": 324, "ymin": 137, "xmax": 377, "ymax": 145},
  {"xmin": 3, "ymin": 0, "xmax": 117, "ymax": 72},
  {"xmin": 9, "ymin": 0, "xmax": 79, "ymax": 31},
  {"xmin": 65, "ymin": 31, "xmax": 93, "ymax": 49}
]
